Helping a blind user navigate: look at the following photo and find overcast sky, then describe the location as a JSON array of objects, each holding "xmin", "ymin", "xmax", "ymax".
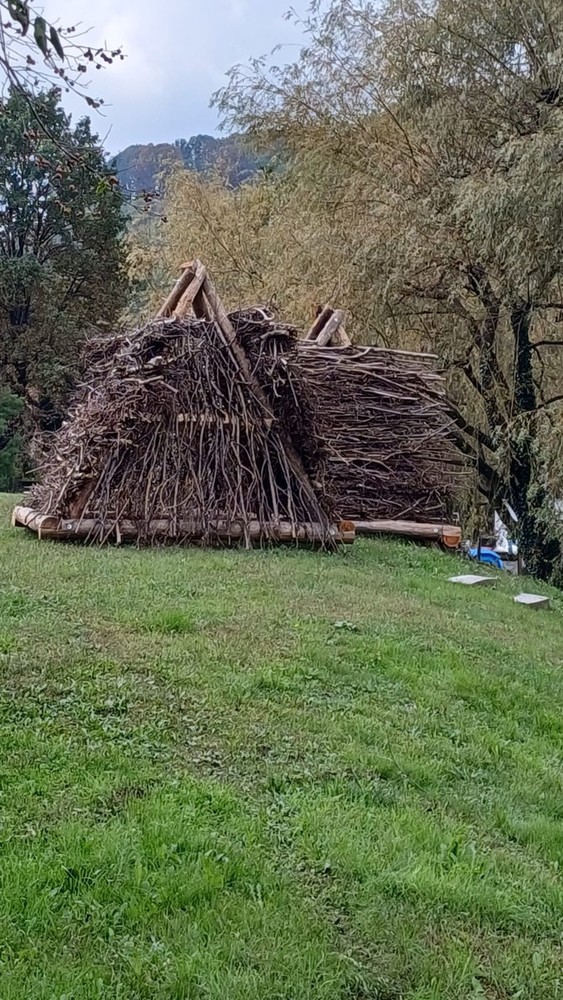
[{"xmin": 40, "ymin": 0, "xmax": 308, "ymax": 153}]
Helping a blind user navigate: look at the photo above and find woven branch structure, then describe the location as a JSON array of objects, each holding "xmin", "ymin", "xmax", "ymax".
[
  {"xmin": 16, "ymin": 261, "xmax": 463, "ymax": 547},
  {"xmin": 294, "ymin": 342, "xmax": 460, "ymax": 523}
]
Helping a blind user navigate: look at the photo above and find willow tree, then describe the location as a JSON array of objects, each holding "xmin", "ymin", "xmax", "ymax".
[
  {"xmin": 127, "ymin": 163, "xmax": 372, "ymax": 329},
  {"xmin": 215, "ymin": 0, "xmax": 563, "ymax": 580}
]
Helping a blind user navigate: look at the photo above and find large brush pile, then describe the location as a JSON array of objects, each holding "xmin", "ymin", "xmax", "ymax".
[
  {"xmin": 29, "ymin": 311, "xmax": 333, "ymax": 545},
  {"xmin": 25, "ymin": 265, "xmax": 462, "ymax": 547},
  {"xmin": 293, "ymin": 342, "xmax": 459, "ymax": 522}
]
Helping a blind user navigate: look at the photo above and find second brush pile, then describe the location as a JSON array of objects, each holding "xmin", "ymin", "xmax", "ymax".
[{"xmin": 294, "ymin": 341, "xmax": 459, "ymax": 522}]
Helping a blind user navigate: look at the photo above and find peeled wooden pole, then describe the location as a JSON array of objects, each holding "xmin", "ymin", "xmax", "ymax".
[
  {"xmin": 354, "ymin": 519, "xmax": 461, "ymax": 547},
  {"xmin": 316, "ymin": 309, "xmax": 347, "ymax": 347},
  {"xmin": 173, "ymin": 260, "xmax": 207, "ymax": 318},
  {"xmin": 305, "ymin": 306, "xmax": 333, "ymax": 341},
  {"xmin": 12, "ymin": 507, "xmax": 354, "ymax": 545},
  {"xmin": 330, "ymin": 323, "xmax": 352, "ymax": 347},
  {"xmin": 156, "ymin": 263, "xmax": 197, "ymax": 318},
  {"xmin": 192, "ymin": 288, "xmax": 213, "ymax": 320}
]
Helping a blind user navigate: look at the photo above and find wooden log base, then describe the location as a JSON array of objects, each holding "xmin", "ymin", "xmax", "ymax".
[
  {"xmin": 13, "ymin": 506, "xmax": 462, "ymax": 549},
  {"xmin": 353, "ymin": 519, "xmax": 462, "ymax": 548},
  {"xmin": 12, "ymin": 506, "xmax": 355, "ymax": 547}
]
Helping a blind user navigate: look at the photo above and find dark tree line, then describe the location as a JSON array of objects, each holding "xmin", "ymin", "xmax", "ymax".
[{"xmin": 0, "ymin": 89, "xmax": 128, "ymax": 487}]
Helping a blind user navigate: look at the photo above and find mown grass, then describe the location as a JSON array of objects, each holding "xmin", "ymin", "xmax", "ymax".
[{"xmin": 0, "ymin": 493, "xmax": 562, "ymax": 999}]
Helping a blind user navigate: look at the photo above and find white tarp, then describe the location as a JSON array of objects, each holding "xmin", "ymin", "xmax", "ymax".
[{"xmin": 494, "ymin": 510, "xmax": 518, "ymax": 556}]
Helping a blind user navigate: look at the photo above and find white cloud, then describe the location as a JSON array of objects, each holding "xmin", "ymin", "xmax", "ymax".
[{"xmin": 37, "ymin": 0, "xmax": 307, "ymax": 151}]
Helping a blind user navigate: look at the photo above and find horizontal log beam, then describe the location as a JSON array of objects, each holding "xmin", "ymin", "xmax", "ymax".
[
  {"xmin": 12, "ymin": 507, "xmax": 354, "ymax": 546},
  {"xmin": 353, "ymin": 519, "xmax": 461, "ymax": 547},
  {"xmin": 11, "ymin": 506, "xmax": 60, "ymax": 538}
]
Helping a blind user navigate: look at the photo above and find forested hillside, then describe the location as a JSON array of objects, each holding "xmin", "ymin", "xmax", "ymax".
[{"xmin": 115, "ymin": 134, "xmax": 269, "ymax": 194}]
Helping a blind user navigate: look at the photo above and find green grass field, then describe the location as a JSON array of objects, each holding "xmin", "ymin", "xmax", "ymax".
[{"xmin": 0, "ymin": 494, "xmax": 562, "ymax": 999}]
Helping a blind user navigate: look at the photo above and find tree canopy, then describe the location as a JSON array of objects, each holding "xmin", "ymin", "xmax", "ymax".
[
  {"xmin": 0, "ymin": 88, "xmax": 128, "ymax": 470},
  {"xmin": 215, "ymin": 0, "xmax": 563, "ymax": 578}
]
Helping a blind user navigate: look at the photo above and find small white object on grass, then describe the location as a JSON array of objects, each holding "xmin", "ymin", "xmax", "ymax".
[
  {"xmin": 514, "ymin": 593, "xmax": 550, "ymax": 610},
  {"xmin": 449, "ymin": 575, "xmax": 497, "ymax": 587}
]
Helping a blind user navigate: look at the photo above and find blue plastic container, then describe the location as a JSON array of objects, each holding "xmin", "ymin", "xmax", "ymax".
[{"xmin": 468, "ymin": 547, "xmax": 504, "ymax": 570}]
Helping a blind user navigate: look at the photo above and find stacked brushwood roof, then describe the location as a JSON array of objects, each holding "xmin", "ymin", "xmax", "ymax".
[
  {"xmin": 13, "ymin": 261, "xmax": 463, "ymax": 548},
  {"xmin": 294, "ymin": 341, "xmax": 458, "ymax": 523}
]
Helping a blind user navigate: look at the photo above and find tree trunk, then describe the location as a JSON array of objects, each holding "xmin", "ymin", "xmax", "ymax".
[
  {"xmin": 508, "ymin": 303, "xmax": 560, "ymax": 581},
  {"xmin": 508, "ymin": 302, "xmax": 535, "ymax": 519}
]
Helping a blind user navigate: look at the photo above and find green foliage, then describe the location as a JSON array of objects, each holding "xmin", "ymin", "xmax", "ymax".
[
  {"xmin": 0, "ymin": 492, "xmax": 562, "ymax": 996},
  {"xmin": 0, "ymin": 387, "xmax": 23, "ymax": 487},
  {"xmin": 0, "ymin": 387, "xmax": 22, "ymax": 430},
  {"xmin": 0, "ymin": 88, "xmax": 129, "ymax": 436},
  {"xmin": 32, "ymin": 14, "xmax": 47, "ymax": 57},
  {"xmin": 7, "ymin": 0, "xmax": 30, "ymax": 35},
  {"xmin": 0, "ymin": 1, "xmax": 123, "ymax": 108}
]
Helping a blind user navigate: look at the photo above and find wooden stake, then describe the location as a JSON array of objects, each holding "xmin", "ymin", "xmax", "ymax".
[
  {"xmin": 156, "ymin": 262, "xmax": 197, "ymax": 318},
  {"xmin": 316, "ymin": 309, "xmax": 347, "ymax": 347},
  {"xmin": 305, "ymin": 306, "xmax": 333, "ymax": 341}
]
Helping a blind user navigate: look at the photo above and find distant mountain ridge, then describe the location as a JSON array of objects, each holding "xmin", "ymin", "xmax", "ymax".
[{"xmin": 114, "ymin": 134, "xmax": 268, "ymax": 194}]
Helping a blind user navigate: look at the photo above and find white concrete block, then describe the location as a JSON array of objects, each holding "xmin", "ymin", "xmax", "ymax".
[
  {"xmin": 449, "ymin": 575, "xmax": 497, "ymax": 587},
  {"xmin": 514, "ymin": 593, "xmax": 550, "ymax": 610}
]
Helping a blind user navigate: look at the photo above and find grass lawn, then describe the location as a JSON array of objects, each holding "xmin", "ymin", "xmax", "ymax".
[{"xmin": 0, "ymin": 493, "xmax": 562, "ymax": 999}]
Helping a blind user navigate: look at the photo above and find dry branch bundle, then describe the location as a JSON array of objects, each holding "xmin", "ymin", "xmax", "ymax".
[
  {"xmin": 26, "ymin": 277, "xmax": 462, "ymax": 547},
  {"xmin": 28, "ymin": 311, "xmax": 333, "ymax": 545},
  {"xmin": 293, "ymin": 342, "xmax": 461, "ymax": 522}
]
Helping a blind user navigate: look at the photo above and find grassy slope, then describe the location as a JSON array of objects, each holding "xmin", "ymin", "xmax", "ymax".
[{"xmin": 0, "ymin": 494, "xmax": 562, "ymax": 1000}]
